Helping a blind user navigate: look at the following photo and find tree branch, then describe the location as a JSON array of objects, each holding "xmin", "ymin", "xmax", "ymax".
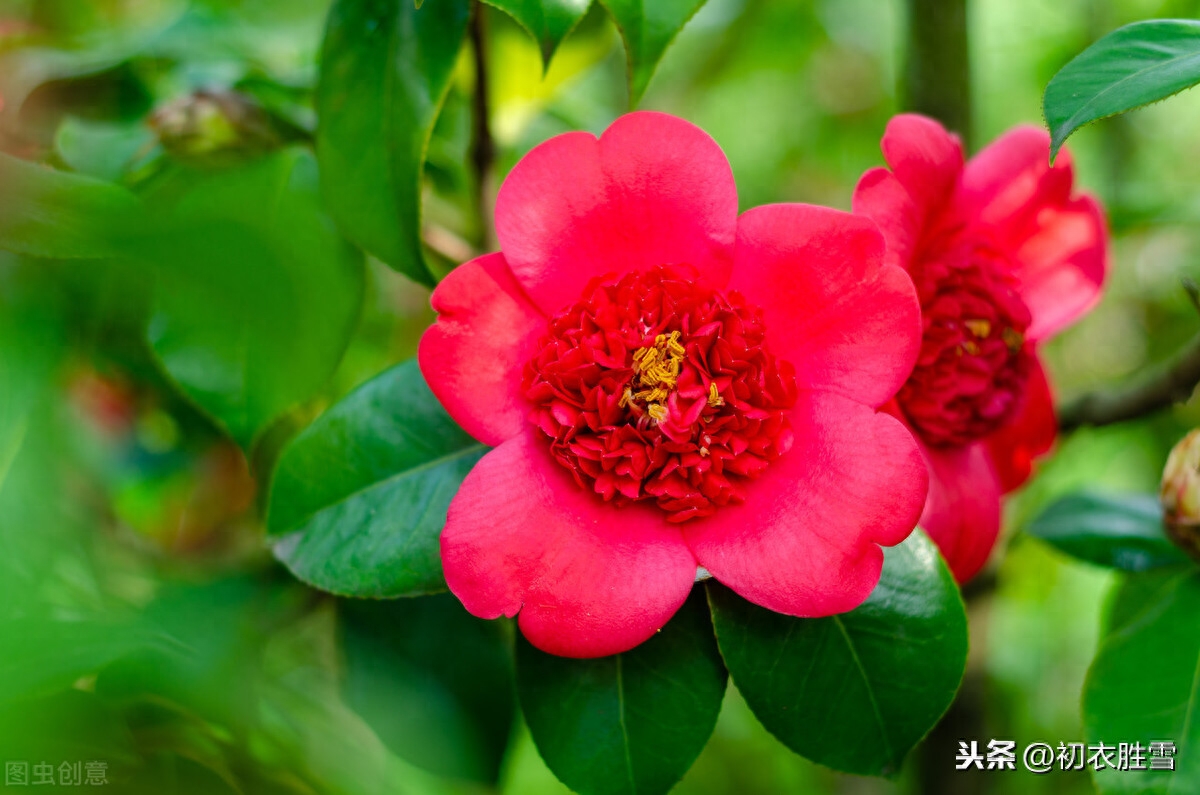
[
  {"xmin": 469, "ymin": 1, "xmax": 496, "ymax": 252},
  {"xmin": 1058, "ymin": 332, "xmax": 1200, "ymax": 432},
  {"xmin": 904, "ymin": 0, "xmax": 972, "ymax": 148}
]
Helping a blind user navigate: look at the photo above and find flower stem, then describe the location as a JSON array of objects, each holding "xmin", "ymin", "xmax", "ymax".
[{"xmin": 470, "ymin": 1, "xmax": 496, "ymax": 252}]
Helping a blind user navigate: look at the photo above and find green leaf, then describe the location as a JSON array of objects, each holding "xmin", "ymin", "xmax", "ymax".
[
  {"xmin": 340, "ymin": 595, "xmax": 515, "ymax": 784},
  {"xmin": 140, "ymin": 149, "xmax": 364, "ymax": 447},
  {"xmin": 267, "ymin": 359, "xmax": 485, "ymax": 597},
  {"xmin": 316, "ymin": 0, "xmax": 470, "ymax": 285},
  {"xmin": 484, "ymin": 0, "xmax": 591, "ymax": 67},
  {"xmin": 517, "ymin": 588, "xmax": 727, "ymax": 795},
  {"xmin": 599, "ymin": 0, "xmax": 707, "ymax": 105},
  {"xmin": 708, "ymin": 530, "xmax": 967, "ymax": 777},
  {"xmin": 1085, "ymin": 568, "xmax": 1200, "ymax": 793},
  {"xmin": 0, "ymin": 152, "xmax": 140, "ymax": 259},
  {"xmin": 0, "ymin": 618, "xmax": 175, "ymax": 704},
  {"xmin": 1027, "ymin": 492, "xmax": 1188, "ymax": 572},
  {"xmin": 1044, "ymin": 19, "xmax": 1200, "ymax": 161},
  {"xmin": 54, "ymin": 116, "xmax": 156, "ymax": 183},
  {"xmin": 0, "ymin": 691, "xmax": 137, "ymax": 783}
]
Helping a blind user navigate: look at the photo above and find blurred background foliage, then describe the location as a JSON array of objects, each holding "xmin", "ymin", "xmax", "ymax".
[{"xmin": 2, "ymin": 0, "xmax": 1200, "ymax": 792}]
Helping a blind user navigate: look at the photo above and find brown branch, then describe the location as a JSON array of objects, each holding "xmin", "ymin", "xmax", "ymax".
[
  {"xmin": 1058, "ymin": 332, "xmax": 1200, "ymax": 432},
  {"xmin": 469, "ymin": 1, "xmax": 496, "ymax": 252},
  {"xmin": 904, "ymin": 0, "xmax": 972, "ymax": 149}
]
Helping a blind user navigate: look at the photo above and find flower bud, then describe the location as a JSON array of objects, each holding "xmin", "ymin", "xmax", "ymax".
[
  {"xmin": 1162, "ymin": 429, "xmax": 1200, "ymax": 561},
  {"xmin": 149, "ymin": 90, "xmax": 281, "ymax": 164}
]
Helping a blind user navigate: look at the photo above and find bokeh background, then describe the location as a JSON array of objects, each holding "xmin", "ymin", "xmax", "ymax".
[{"xmin": 1, "ymin": 0, "xmax": 1199, "ymax": 792}]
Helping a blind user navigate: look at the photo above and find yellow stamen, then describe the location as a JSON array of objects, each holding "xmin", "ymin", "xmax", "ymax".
[
  {"xmin": 707, "ymin": 382, "xmax": 724, "ymax": 408},
  {"xmin": 698, "ymin": 446, "xmax": 709, "ymax": 457},
  {"xmin": 1002, "ymin": 327, "xmax": 1024, "ymax": 353},
  {"xmin": 626, "ymin": 331, "xmax": 689, "ymax": 424},
  {"xmin": 962, "ymin": 340, "xmax": 980, "ymax": 356},
  {"xmin": 964, "ymin": 319, "xmax": 992, "ymax": 338}
]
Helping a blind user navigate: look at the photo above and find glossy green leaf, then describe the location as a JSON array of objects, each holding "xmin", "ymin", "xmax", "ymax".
[
  {"xmin": 1027, "ymin": 492, "xmax": 1188, "ymax": 572},
  {"xmin": 267, "ymin": 359, "xmax": 485, "ymax": 597},
  {"xmin": 484, "ymin": 0, "xmax": 591, "ymax": 66},
  {"xmin": 0, "ymin": 152, "xmax": 139, "ymax": 259},
  {"xmin": 517, "ymin": 588, "xmax": 727, "ymax": 795},
  {"xmin": 1044, "ymin": 19, "xmax": 1200, "ymax": 160},
  {"xmin": 316, "ymin": 0, "xmax": 470, "ymax": 285},
  {"xmin": 1085, "ymin": 569, "xmax": 1200, "ymax": 793},
  {"xmin": 140, "ymin": 149, "xmax": 364, "ymax": 447},
  {"xmin": 708, "ymin": 530, "xmax": 967, "ymax": 777},
  {"xmin": 600, "ymin": 0, "xmax": 707, "ymax": 104},
  {"xmin": 340, "ymin": 595, "xmax": 515, "ymax": 783}
]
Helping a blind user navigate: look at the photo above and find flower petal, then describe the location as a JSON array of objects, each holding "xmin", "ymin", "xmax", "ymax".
[
  {"xmin": 494, "ymin": 111, "xmax": 739, "ymax": 315},
  {"xmin": 962, "ymin": 125, "xmax": 1072, "ymax": 239},
  {"xmin": 730, "ymin": 204, "xmax": 922, "ymax": 407},
  {"xmin": 962, "ymin": 127, "xmax": 1107, "ymax": 340},
  {"xmin": 879, "ymin": 113, "xmax": 964, "ymax": 219},
  {"xmin": 986, "ymin": 356, "xmax": 1056, "ymax": 494},
  {"xmin": 920, "ymin": 440, "xmax": 1002, "ymax": 583},
  {"xmin": 1012, "ymin": 195, "xmax": 1107, "ymax": 341},
  {"xmin": 441, "ymin": 428, "xmax": 698, "ymax": 658},
  {"xmin": 682, "ymin": 391, "xmax": 927, "ymax": 617},
  {"xmin": 852, "ymin": 166, "xmax": 921, "ymax": 271},
  {"xmin": 419, "ymin": 253, "xmax": 547, "ymax": 446}
]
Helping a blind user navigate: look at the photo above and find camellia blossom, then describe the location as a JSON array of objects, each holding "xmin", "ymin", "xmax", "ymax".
[
  {"xmin": 420, "ymin": 111, "xmax": 928, "ymax": 658},
  {"xmin": 853, "ymin": 114, "xmax": 1107, "ymax": 583}
]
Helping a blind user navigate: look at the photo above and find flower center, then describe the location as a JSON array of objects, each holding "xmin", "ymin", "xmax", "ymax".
[
  {"xmin": 896, "ymin": 245, "xmax": 1033, "ymax": 447},
  {"xmin": 524, "ymin": 264, "xmax": 797, "ymax": 522}
]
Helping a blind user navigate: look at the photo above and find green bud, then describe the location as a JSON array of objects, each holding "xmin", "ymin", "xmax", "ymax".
[{"xmin": 1162, "ymin": 429, "xmax": 1200, "ymax": 561}]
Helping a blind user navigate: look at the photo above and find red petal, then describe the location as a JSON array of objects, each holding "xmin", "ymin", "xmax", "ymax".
[
  {"xmin": 963, "ymin": 125, "xmax": 1072, "ymax": 236},
  {"xmin": 730, "ymin": 204, "xmax": 922, "ymax": 408},
  {"xmin": 441, "ymin": 429, "xmax": 698, "ymax": 658},
  {"xmin": 962, "ymin": 127, "xmax": 1107, "ymax": 340},
  {"xmin": 419, "ymin": 253, "xmax": 546, "ymax": 446},
  {"xmin": 852, "ymin": 166, "xmax": 921, "ymax": 271},
  {"xmin": 986, "ymin": 356, "xmax": 1057, "ymax": 493},
  {"xmin": 682, "ymin": 391, "xmax": 927, "ymax": 617},
  {"xmin": 1012, "ymin": 195, "xmax": 1107, "ymax": 341},
  {"xmin": 879, "ymin": 113, "xmax": 964, "ymax": 219},
  {"xmin": 494, "ymin": 111, "xmax": 738, "ymax": 315},
  {"xmin": 919, "ymin": 440, "xmax": 1002, "ymax": 583}
]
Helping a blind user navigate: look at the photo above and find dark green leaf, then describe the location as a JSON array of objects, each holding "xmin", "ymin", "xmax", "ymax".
[
  {"xmin": 140, "ymin": 149, "xmax": 364, "ymax": 447},
  {"xmin": 600, "ymin": 0, "xmax": 707, "ymax": 104},
  {"xmin": 484, "ymin": 0, "xmax": 591, "ymax": 66},
  {"xmin": 708, "ymin": 530, "xmax": 967, "ymax": 777},
  {"xmin": 267, "ymin": 360, "xmax": 485, "ymax": 597},
  {"xmin": 0, "ymin": 152, "xmax": 140, "ymax": 259},
  {"xmin": 517, "ymin": 588, "xmax": 727, "ymax": 795},
  {"xmin": 1085, "ymin": 569, "xmax": 1200, "ymax": 793},
  {"xmin": 1026, "ymin": 492, "xmax": 1188, "ymax": 572},
  {"xmin": 1044, "ymin": 19, "xmax": 1200, "ymax": 160},
  {"xmin": 340, "ymin": 595, "xmax": 515, "ymax": 783},
  {"xmin": 316, "ymin": 0, "xmax": 470, "ymax": 285}
]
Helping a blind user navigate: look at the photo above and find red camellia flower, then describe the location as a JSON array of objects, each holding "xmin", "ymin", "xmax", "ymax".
[
  {"xmin": 854, "ymin": 114, "xmax": 1107, "ymax": 583},
  {"xmin": 420, "ymin": 112, "xmax": 928, "ymax": 658}
]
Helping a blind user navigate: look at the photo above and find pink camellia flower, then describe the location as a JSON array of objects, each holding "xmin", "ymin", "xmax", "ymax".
[
  {"xmin": 420, "ymin": 111, "xmax": 928, "ymax": 658},
  {"xmin": 853, "ymin": 114, "xmax": 1107, "ymax": 583}
]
